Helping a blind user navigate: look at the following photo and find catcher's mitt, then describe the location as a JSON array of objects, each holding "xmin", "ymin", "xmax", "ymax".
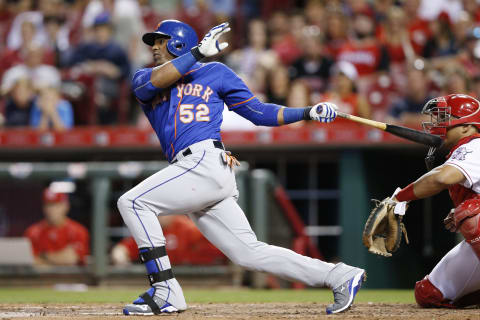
[{"xmin": 362, "ymin": 198, "xmax": 409, "ymax": 257}]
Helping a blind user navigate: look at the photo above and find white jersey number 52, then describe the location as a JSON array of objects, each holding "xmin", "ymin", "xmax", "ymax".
[{"xmin": 179, "ymin": 104, "xmax": 210, "ymax": 123}]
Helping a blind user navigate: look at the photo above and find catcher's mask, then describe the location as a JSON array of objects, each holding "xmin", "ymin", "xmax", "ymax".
[
  {"xmin": 421, "ymin": 94, "xmax": 480, "ymax": 169},
  {"xmin": 422, "ymin": 94, "xmax": 480, "ymax": 138}
]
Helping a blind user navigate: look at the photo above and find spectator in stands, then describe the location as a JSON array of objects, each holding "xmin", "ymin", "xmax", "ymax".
[
  {"xmin": 403, "ymin": 0, "xmax": 432, "ymax": 57},
  {"xmin": 283, "ymin": 79, "xmax": 312, "ymax": 128},
  {"xmin": 6, "ymin": 9, "xmax": 46, "ymax": 51},
  {"xmin": 24, "ymin": 188, "xmax": 89, "ymax": 266},
  {"xmin": 30, "ymin": 81, "xmax": 74, "ymax": 131},
  {"xmin": 287, "ymin": 79, "xmax": 312, "ymax": 110},
  {"xmin": 324, "ymin": 7, "xmax": 348, "ymax": 58},
  {"xmin": 289, "ymin": 26, "xmax": 333, "ymax": 94},
  {"xmin": 379, "ymin": 6, "xmax": 416, "ymax": 65},
  {"xmin": 1, "ymin": 43, "xmax": 71, "ymax": 130},
  {"xmin": 453, "ymin": 10, "xmax": 474, "ymax": 50},
  {"xmin": 1, "ymin": 67, "xmax": 35, "ymax": 127},
  {"xmin": 43, "ymin": 12, "xmax": 70, "ymax": 67},
  {"xmin": 81, "ymin": 0, "xmax": 150, "ymax": 72},
  {"xmin": 440, "ymin": 66, "xmax": 471, "ymax": 96},
  {"xmin": 321, "ymin": 61, "xmax": 371, "ymax": 118},
  {"xmin": 268, "ymin": 10, "xmax": 302, "ymax": 66},
  {"xmin": 227, "ymin": 19, "xmax": 280, "ymax": 100},
  {"xmin": 336, "ymin": 10, "xmax": 390, "ymax": 92},
  {"xmin": 372, "ymin": 0, "xmax": 394, "ymax": 23},
  {"xmin": 457, "ymin": 26, "xmax": 480, "ymax": 78},
  {"xmin": 0, "ymin": 0, "xmax": 16, "ymax": 48},
  {"xmin": 0, "ymin": 19, "xmax": 55, "ymax": 79},
  {"xmin": 66, "ymin": 11, "xmax": 130, "ymax": 125},
  {"xmin": 386, "ymin": 65, "xmax": 432, "ymax": 127},
  {"xmin": 111, "ymin": 215, "xmax": 225, "ymax": 266},
  {"xmin": 472, "ymin": 73, "xmax": 480, "ymax": 99},
  {"xmin": 423, "ymin": 12, "xmax": 458, "ymax": 58},
  {"xmin": 463, "ymin": 0, "xmax": 480, "ymax": 22},
  {"xmin": 303, "ymin": 0, "xmax": 325, "ymax": 29},
  {"xmin": 176, "ymin": 0, "xmax": 216, "ymax": 39}
]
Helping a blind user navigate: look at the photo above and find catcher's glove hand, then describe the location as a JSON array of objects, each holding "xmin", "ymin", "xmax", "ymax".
[{"xmin": 362, "ymin": 196, "xmax": 409, "ymax": 257}]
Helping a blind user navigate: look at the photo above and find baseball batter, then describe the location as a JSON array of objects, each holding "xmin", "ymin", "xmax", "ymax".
[
  {"xmin": 390, "ymin": 94, "xmax": 480, "ymax": 308},
  {"xmin": 117, "ymin": 20, "xmax": 365, "ymax": 316}
]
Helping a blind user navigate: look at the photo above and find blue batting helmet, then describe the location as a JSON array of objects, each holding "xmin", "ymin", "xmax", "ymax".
[{"xmin": 142, "ymin": 20, "xmax": 198, "ymax": 57}]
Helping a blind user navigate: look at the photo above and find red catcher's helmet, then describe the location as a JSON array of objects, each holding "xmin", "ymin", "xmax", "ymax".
[{"xmin": 422, "ymin": 94, "xmax": 480, "ymax": 138}]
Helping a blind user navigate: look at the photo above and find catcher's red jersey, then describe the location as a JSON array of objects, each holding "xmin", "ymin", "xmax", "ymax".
[
  {"xmin": 24, "ymin": 218, "xmax": 90, "ymax": 264},
  {"xmin": 445, "ymin": 135, "xmax": 480, "ymax": 206}
]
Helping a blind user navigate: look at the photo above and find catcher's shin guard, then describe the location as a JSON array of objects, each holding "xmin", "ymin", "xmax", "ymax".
[
  {"xmin": 454, "ymin": 199, "xmax": 480, "ymax": 259},
  {"xmin": 414, "ymin": 277, "xmax": 455, "ymax": 308}
]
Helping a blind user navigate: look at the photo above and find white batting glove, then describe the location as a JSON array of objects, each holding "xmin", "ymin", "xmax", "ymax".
[
  {"xmin": 197, "ymin": 22, "xmax": 231, "ymax": 57},
  {"xmin": 391, "ymin": 187, "xmax": 408, "ymax": 216},
  {"xmin": 309, "ymin": 102, "xmax": 338, "ymax": 123}
]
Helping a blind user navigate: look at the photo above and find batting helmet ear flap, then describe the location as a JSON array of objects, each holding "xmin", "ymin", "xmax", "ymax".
[{"xmin": 142, "ymin": 20, "xmax": 198, "ymax": 57}]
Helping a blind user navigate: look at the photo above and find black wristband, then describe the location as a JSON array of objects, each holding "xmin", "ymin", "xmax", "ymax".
[
  {"xmin": 191, "ymin": 46, "xmax": 205, "ymax": 61},
  {"xmin": 303, "ymin": 107, "xmax": 313, "ymax": 120}
]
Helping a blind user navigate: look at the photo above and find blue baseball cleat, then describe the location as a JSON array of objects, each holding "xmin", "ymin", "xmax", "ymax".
[
  {"xmin": 326, "ymin": 269, "xmax": 366, "ymax": 314},
  {"xmin": 123, "ymin": 287, "xmax": 180, "ymax": 316}
]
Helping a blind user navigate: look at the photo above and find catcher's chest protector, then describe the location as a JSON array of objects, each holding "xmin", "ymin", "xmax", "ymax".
[{"xmin": 447, "ymin": 135, "xmax": 480, "ymax": 207}]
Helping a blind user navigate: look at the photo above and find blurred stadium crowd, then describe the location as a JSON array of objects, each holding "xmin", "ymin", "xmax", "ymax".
[{"xmin": 1, "ymin": 0, "xmax": 480, "ymax": 130}]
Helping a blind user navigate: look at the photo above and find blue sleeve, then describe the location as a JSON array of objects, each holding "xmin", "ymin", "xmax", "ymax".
[
  {"xmin": 219, "ymin": 64, "xmax": 307, "ymax": 126},
  {"xmin": 233, "ymin": 99, "xmax": 281, "ymax": 126},
  {"xmin": 132, "ymin": 68, "xmax": 159, "ymax": 103},
  {"xmin": 219, "ymin": 64, "xmax": 257, "ymax": 109},
  {"xmin": 57, "ymin": 100, "xmax": 74, "ymax": 129}
]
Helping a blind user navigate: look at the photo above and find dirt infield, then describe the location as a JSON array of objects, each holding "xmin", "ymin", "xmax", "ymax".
[{"xmin": 0, "ymin": 303, "xmax": 479, "ymax": 319}]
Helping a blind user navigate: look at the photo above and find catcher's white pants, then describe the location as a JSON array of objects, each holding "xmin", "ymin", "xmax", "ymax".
[
  {"xmin": 429, "ymin": 240, "xmax": 480, "ymax": 302},
  {"xmin": 118, "ymin": 139, "xmax": 361, "ymax": 309}
]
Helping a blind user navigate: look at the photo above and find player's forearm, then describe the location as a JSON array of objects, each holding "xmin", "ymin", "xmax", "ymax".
[
  {"xmin": 150, "ymin": 62, "xmax": 183, "ymax": 88},
  {"xmin": 410, "ymin": 170, "xmax": 450, "ymax": 199},
  {"xmin": 396, "ymin": 165, "xmax": 465, "ymax": 201},
  {"xmin": 150, "ymin": 49, "xmax": 203, "ymax": 88},
  {"xmin": 235, "ymin": 100, "xmax": 311, "ymax": 126},
  {"xmin": 277, "ymin": 107, "xmax": 313, "ymax": 125}
]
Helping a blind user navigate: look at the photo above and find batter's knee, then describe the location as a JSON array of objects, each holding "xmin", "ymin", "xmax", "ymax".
[
  {"xmin": 117, "ymin": 192, "xmax": 133, "ymax": 214},
  {"xmin": 414, "ymin": 277, "xmax": 454, "ymax": 308}
]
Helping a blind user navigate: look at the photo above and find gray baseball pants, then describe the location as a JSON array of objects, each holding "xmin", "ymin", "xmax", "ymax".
[{"xmin": 117, "ymin": 139, "xmax": 362, "ymax": 310}]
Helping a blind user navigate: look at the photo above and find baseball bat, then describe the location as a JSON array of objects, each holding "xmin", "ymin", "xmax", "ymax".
[{"xmin": 337, "ymin": 112, "xmax": 443, "ymax": 147}]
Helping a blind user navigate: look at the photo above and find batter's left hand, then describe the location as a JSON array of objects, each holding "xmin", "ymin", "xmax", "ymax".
[
  {"xmin": 198, "ymin": 22, "xmax": 231, "ymax": 57},
  {"xmin": 310, "ymin": 102, "xmax": 338, "ymax": 123}
]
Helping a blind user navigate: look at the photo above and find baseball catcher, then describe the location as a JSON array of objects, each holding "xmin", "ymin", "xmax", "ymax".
[{"xmin": 364, "ymin": 94, "xmax": 480, "ymax": 308}]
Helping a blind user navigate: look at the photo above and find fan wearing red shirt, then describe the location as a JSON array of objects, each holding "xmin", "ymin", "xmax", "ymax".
[
  {"xmin": 111, "ymin": 215, "xmax": 225, "ymax": 266},
  {"xmin": 336, "ymin": 12, "xmax": 389, "ymax": 77},
  {"xmin": 24, "ymin": 188, "xmax": 89, "ymax": 265}
]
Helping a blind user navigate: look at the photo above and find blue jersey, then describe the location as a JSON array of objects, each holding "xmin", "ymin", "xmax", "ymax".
[{"xmin": 132, "ymin": 62, "xmax": 261, "ymax": 162}]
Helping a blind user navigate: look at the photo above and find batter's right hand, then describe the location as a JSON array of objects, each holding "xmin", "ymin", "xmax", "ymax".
[
  {"xmin": 198, "ymin": 22, "xmax": 231, "ymax": 57},
  {"xmin": 310, "ymin": 102, "xmax": 338, "ymax": 123}
]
